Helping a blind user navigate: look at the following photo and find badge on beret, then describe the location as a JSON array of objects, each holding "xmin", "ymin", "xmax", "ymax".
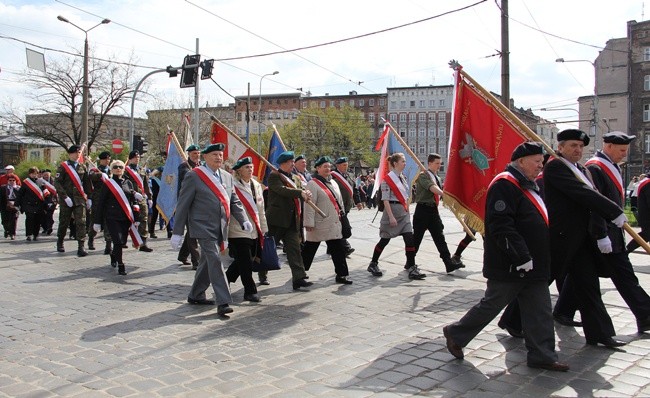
[{"xmin": 495, "ymin": 200, "xmax": 506, "ymax": 212}]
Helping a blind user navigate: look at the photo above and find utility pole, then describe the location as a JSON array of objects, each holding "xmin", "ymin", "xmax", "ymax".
[
  {"xmin": 194, "ymin": 38, "xmax": 200, "ymax": 144},
  {"xmin": 500, "ymin": 0, "xmax": 510, "ymax": 109}
]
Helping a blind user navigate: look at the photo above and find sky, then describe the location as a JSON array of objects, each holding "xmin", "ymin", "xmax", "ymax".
[{"xmin": 0, "ymin": 0, "xmax": 645, "ymax": 127}]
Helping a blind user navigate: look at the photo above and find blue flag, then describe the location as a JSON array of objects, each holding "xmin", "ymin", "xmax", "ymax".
[
  {"xmin": 388, "ymin": 132, "xmax": 420, "ymax": 200},
  {"xmin": 262, "ymin": 129, "xmax": 286, "ymax": 185},
  {"xmin": 156, "ymin": 134, "xmax": 185, "ymax": 226}
]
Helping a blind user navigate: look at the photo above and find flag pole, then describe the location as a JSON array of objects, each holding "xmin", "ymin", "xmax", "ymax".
[
  {"xmin": 450, "ymin": 60, "xmax": 650, "ymax": 254},
  {"xmin": 381, "ymin": 118, "xmax": 476, "ymax": 239},
  {"xmin": 271, "ymin": 123, "xmax": 287, "ymax": 149},
  {"xmin": 205, "ymin": 111, "xmax": 326, "ymax": 218}
]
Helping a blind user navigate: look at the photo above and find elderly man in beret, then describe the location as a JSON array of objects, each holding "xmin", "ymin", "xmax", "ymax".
[
  {"xmin": 266, "ymin": 150, "xmax": 313, "ymax": 290},
  {"xmin": 124, "ymin": 150, "xmax": 154, "ymax": 252},
  {"xmin": 177, "ymin": 144, "xmax": 202, "ymax": 269},
  {"xmin": 443, "ymin": 142, "xmax": 569, "ymax": 371},
  {"xmin": 293, "ymin": 154, "xmax": 311, "ymax": 185},
  {"xmin": 171, "ymin": 143, "xmax": 252, "ymax": 316},
  {"xmin": 331, "ymin": 156, "xmax": 362, "ymax": 256},
  {"xmin": 585, "ymin": 131, "xmax": 650, "ymax": 333},
  {"xmin": 54, "ymin": 145, "xmax": 92, "ymax": 256}
]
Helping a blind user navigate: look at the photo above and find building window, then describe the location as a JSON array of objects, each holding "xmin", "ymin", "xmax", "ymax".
[
  {"xmin": 390, "ymin": 101, "xmax": 397, "ymax": 109},
  {"xmin": 645, "ymin": 75, "xmax": 650, "ymax": 91},
  {"xmin": 430, "ymin": 100, "xmax": 435, "ymax": 107},
  {"xmin": 369, "ymin": 114, "xmax": 375, "ymax": 122},
  {"xmin": 419, "ymin": 100, "xmax": 426, "ymax": 108},
  {"xmin": 369, "ymin": 99, "xmax": 375, "ymax": 106},
  {"xmin": 645, "ymin": 47, "xmax": 650, "ymax": 61},
  {"xmin": 330, "ymin": 100, "xmax": 336, "ymax": 107},
  {"xmin": 237, "ymin": 112, "xmax": 242, "ymax": 121},
  {"xmin": 429, "ymin": 113, "xmax": 435, "ymax": 121},
  {"xmin": 359, "ymin": 99, "xmax": 365, "ymax": 107},
  {"xmin": 439, "ymin": 99, "xmax": 445, "ymax": 107},
  {"xmin": 418, "ymin": 144, "xmax": 425, "ymax": 154},
  {"xmin": 320, "ymin": 101, "xmax": 326, "ymax": 108},
  {"xmin": 350, "ymin": 100, "xmax": 355, "ymax": 107},
  {"xmin": 419, "ymin": 113, "xmax": 426, "ymax": 122},
  {"xmin": 610, "ymin": 100, "xmax": 617, "ymax": 108},
  {"xmin": 283, "ymin": 111, "xmax": 289, "ymax": 119},
  {"xmin": 399, "ymin": 114, "xmax": 406, "ymax": 122},
  {"xmin": 340, "ymin": 100, "xmax": 346, "ymax": 107},
  {"xmin": 390, "ymin": 114, "xmax": 397, "ymax": 123},
  {"xmin": 419, "ymin": 127, "xmax": 425, "ymax": 137},
  {"xmin": 409, "ymin": 113, "xmax": 416, "ymax": 121},
  {"xmin": 644, "ymin": 104, "xmax": 650, "ymax": 122},
  {"xmin": 438, "ymin": 127, "xmax": 446, "ymax": 137},
  {"xmin": 438, "ymin": 112, "xmax": 446, "ymax": 122},
  {"xmin": 410, "ymin": 100, "xmax": 416, "ymax": 108},
  {"xmin": 409, "ymin": 128, "xmax": 416, "ymax": 137},
  {"xmin": 400, "ymin": 100, "xmax": 406, "ymax": 109},
  {"xmin": 379, "ymin": 99, "xmax": 385, "ymax": 107},
  {"xmin": 646, "ymin": 134, "xmax": 650, "ymax": 153}
]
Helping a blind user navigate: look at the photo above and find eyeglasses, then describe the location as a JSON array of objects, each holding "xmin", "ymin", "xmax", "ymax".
[{"xmin": 112, "ymin": 165, "xmax": 124, "ymax": 169}]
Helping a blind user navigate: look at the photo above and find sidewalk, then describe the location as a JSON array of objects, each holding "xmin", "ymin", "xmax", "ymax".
[{"xmin": 0, "ymin": 207, "xmax": 649, "ymax": 397}]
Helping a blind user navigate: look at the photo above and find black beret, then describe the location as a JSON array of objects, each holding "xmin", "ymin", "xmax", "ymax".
[
  {"xmin": 557, "ymin": 129, "xmax": 590, "ymax": 146},
  {"xmin": 233, "ymin": 156, "xmax": 253, "ymax": 170},
  {"xmin": 295, "ymin": 154, "xmax": 305, "ymax": 161},
  {"xmin": 186, "ymin": 144, "xmax": 201, "ymax": 152},
  {"xmin": 511, "ymin": 142, "xmax": 544, "ymax": 161},
  {"xmin": 201, "ymin": 143, "xmax": 225, "ymax": 154},
  {"xmin": 314, "ymin": 156, "xmax": 334, "ymax": 167},
  {"xmin": 98, "ymin": 151, "xmax": 111, "ymax": 160},
  {"xmin": 335, "ymin": 157, "xmax": 348, "ymax": 164},
  {"xmin": 276, "ymin": 151, "xmax": 295, "ymax": 164},
  {"xmin": 67, "ymin": 145, "xmax": 81, "ymax": 153},
  {"xmin": 128, "ymin": 150, "xmax": 140, "ymax": 159},
  {"xmin": 43, "ymin": 169, "xmax": 51, "ymax": 173},
  {"xmin": 603, "ymin": 131, "xmax": 635, "ymax": 145}
]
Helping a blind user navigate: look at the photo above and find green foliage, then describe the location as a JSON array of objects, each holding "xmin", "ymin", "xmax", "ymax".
[
  {"xmin": 13, "ymin": 160, "xmax": 57, "ymax": 180},
  {"xmin": 624, "ymin": 205, "xmax": 638, "ymax": 227}
]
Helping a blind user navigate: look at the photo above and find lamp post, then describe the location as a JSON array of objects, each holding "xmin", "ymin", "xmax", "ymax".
[
  {"xmin": 57, "ymin": 15, "xmax": 111, "ymax": 151},
  {"xmin": 556, "ymin": 57, "xmax": 599, "ymax": 155},
  {"xmin": 258, "ymin": 71, "xmax": 279, "ymax": 153}
]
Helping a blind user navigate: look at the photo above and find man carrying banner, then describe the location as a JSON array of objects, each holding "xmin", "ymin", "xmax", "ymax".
[
  {"xmin": 170, "ymin": 143, "xmax": 251, "ymax": 316},
  {"xmin": 331, "ymin": 157, "xmax": 362, "ymax": 256},
  {"xmin": 54, "ymin": 145, "xmax": 92, "ymax": 256},
  {"xmin": 266, "ymin": 151, "xmax": 313, "ymax": 290},
  {"xmin": 412, "ymin": 153, "xmax": 464, "ymax": 274},
  {"xmin": 443, "ymin": 142, "xmax": 569, "ymax": 371},
  {"xmin": 586, "ymin": 131, "xmax": 650, "ymax": 333},
  {"xmin": 125, "ymin": 150, "xmax": 153, "ymax": 253},
  {"xmin": 177, "ymin": 144, "xmax": 202, "ymax": 269}
]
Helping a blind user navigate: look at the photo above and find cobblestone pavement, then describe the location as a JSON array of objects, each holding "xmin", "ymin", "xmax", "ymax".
[{"xmin": 1, "ymin": 206, "xmax": 650, "ymax": 397}]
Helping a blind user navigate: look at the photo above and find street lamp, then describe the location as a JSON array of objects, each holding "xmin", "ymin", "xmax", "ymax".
[
  {"xmin": 57, "ymin": 15, "xmax": 111, "ymax": 152},
  {"xmin": 556, "ymin": 57, "xmax": 599, "ymax": 153},
  {"xmin": 258, "ymin": 71, "xmax": 279, "ymax": 153}
]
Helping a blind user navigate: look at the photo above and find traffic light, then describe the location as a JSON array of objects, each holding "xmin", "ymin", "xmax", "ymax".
[
  {"xmin": 166, "ymin": 65, "xmax": 178, "ymax": 78},
  {"xmin": 200, "ymin": 59, "xmax": 214, "ymax": 80},
  {"xmin": 180, "ymin": 54, "xmax": 200, "ymax": 88},
  {"xmin": 133, "ymin": 135, "xmax": 148, "ymax": 154}
]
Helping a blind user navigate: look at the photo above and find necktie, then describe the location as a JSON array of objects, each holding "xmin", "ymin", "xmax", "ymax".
[{"xmin": 214, "ymin": 172, "xmax": 222, "ymax": 184}]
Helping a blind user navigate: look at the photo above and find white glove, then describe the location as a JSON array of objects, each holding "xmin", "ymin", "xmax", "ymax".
[
  {"xmin": 134, "ymin": 192, "xmax": 144, "ymax": 201},
  {"xmin": 86, "ymin": 199, "xmax": 92, "ymax": 209},
  {"xmin": 170, "ymin": 234, "xmax": 183, "ymax": 250},
  {"xmin": 597, "ymin": 237, "xmax": 613, "ymax": 254},
  {"xmin": 147, "ymin": 199, "xmax": 153, "ymax": 208},
  {"xmin": 93, "ymin": 224, "xmax": 102, "ymax": 233},
  {"xmin": 612, "ymin": 213, "xmax": 627, "ymax": 228},
  {"xmin": 134, "ymin": 222, "xmax": 140, "ymax": 227},
  {"xmin": 242, "ymin": 221, "xmax": 253, "ymax": 232},
  {"xmin": 64, "ymin": 197, "xmax": 73, "ymax": 207},
  {"xmin": 516, "ymin": 260, "xmax": 533, "ymax": 272}
]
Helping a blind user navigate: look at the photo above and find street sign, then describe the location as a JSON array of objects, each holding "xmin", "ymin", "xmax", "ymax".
[{"xmin": 112, "ymin": 139, "xmax": 124, "ymax": 154}]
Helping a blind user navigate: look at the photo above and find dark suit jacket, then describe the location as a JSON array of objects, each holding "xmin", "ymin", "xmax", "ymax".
[{"xmin": 265, "ymin": 170, "xmax": 304, "ymax": 229}]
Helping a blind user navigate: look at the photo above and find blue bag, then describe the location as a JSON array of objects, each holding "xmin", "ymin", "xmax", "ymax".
[{"xmin": 252, "ymin": 234, "xmax": 281, "ymax": 271}]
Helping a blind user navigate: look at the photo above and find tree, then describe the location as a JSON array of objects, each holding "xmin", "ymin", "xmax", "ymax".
[
  {"xmin": 3, "ymin": 50, "xmax": 141, "ymax": 152},
  {"xmin": 281, "ymin": 106, "xmax": 377, "ymax": 166}
]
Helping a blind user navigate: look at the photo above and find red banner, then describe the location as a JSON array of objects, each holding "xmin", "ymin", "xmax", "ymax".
[
  {"xmin": 443, "ymin": 69, "xmax": 528, "ymax": 234},
  {"xmin": 210, "ymin": 120, "xmax": 264, "ymax": 180}
]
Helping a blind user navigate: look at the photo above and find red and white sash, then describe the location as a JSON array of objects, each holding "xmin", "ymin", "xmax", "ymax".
[
  {"xmin": 385, "ymin": 170, "xmax": 409, "ymax": 211},
  {"xmin": 276, "ymin": 171, "xmax": 302, "ymax": 219},
  {"xmin": 102, "ymin": 177, "xmax": 143, "ymax": 248},
  {"xmin": 60, "ymin": 161, "xmax": 87, "ymax": 201},
  {"xmin": 331, "ymin": 170, "xmax": 353, "ymax": 197},
  {"xmin": 23, "ymin": 178, "xmax": 45, "ymax": 201},
  {"xmin": 553, "ymin": 157, "xmax": 594, "ymax": 189},
  {"xmin": 312, "ymin": 178, "xmax": 342, "ymax": 218},
  {"xmin": 294, "ymin": 172, "xmax": 308, "ymax": 185},
  {"xmin": 586, "ymin": 156, "xmax": 624, "ymax": 202},
  {"xmin": 194, "ymin": 166, "xmax": 231, "ymax": 221},
  {"xmin": 124, "ymin": 166, "xmax": 145, "ymax": 196},
  {"xmin": 490, "ymin": 171, "xmax": 548, "ymax": 226},
  {"xmin": 636, "ymin": 177, "xmax": 650, "ymax": 196},
  {"xmin": 39, "ymin": 178, "xmax": 57, "ymax": 196},
  {"xmin": 234, "ymin": 181, "xmax": 263, "ymax": 247},
  {"xmin": 426, "ymin": 170, "xmax": 440, "ymax": 205}
]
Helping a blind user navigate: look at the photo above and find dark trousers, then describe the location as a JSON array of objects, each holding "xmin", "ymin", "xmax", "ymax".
[
  {"xmin": 106, "ymin": 218, "xmax": 131, "ymax": 264},
  {"xmin": 371, "ymin": 233, "xmax": 416, "ymax": 268},
  {"xmin": 57, "ymin": 204, "xmax": 86, "ymax": 241},
  {"xmin": 149, "ymin": 202, "xmax": 159, "ymax": 235},
  {"xmin": 627, "ymin": 229, "xmax": 649, "ymax": 253},
  {"xmin": 302, "ymin": 239, "xmax": 349, "ymax": 277},
  {"xmin": 25, "ymin": 212, "xmax": 42, "ymax": 238},
  {"xmin": 268, "ymin": 224, "xmax": 307, "ymax": 281},
  {"xmin": 606, "ymin": 252, "xmax": 650, "ymax": 320},
  {"xmin": 412, "ymin": 203, "xmax": 452, "ymax": 268},
  {"xmin": 42, "ymin": 208, "xmax": 55, "ymax": 233},
  {"xmin": 226, "ymin": 237, "xmax": 258, "ymax": 295},
  {"xmin": 447, "ymin": 279, "xmax": 558, "ymax": 365},
  {"xmin": 178, "ymin": 229, "xmax": 200, "ymax": 266},
  {"xmin": 1, "ymin": 210, "xmax": 18, "ymax": 237}
]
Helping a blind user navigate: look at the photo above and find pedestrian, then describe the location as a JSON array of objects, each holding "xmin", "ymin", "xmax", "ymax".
[
  {"xmin": 367, "ymin": 153, "xmax": 425, "ymax": 280},
  {"xmin": 0, "ymin": 174, "xmax": 19, "ymax": 239},
  {"xmin": 226, "ymin": 156, "xmax": 267, "ymax": 302},
  {"xmin": 302, "ymin": 156, "xmax": 353, "ymax": 285},
  {"xmin": 586, "ymin": 131, "xmax": 650, "ymax": 333},
  {"xmin": 293, "ymin": 154, "xmax": 311, "ymax": 184},
  {"xmin": 177, "ymin": 144, "xmax": 202, "ymax": 269},
  {"xmin": 170, "ymin": 143, "xmax": 251, "ymax": 316},
  {"xmin": 92, "ymin": 159, "xmax": 140, "ymax": 276},
  {"xmin": 265, "ymin": 151, "xmax": 313, "ymax": 290},
  {"xmin": 443, "ymin": 142, "xmax": 569, "ymax": 372},
  {"xmin": 39, "ymin": 169, "xmax": 56, "ymax": 236},
  {"xmin": 124, "ymin": 150, "xmax": 153, "ymax": 252},
  {"xmin": 86, "ymin": 151, "xmax": 112, "ymax": 251},
  {"xmin": 627, "ymin": 171, "xmax": 650, "ymax": 253},
  {"xmin": 0, "ymin": 165, "xmax": 22, "ymax": 186},
  {"xmin": 412, "ymin": 153, "xmax": 464, "ymax": 273},
  {"xmin": 54, "ymin": 145, "xmax": 91, "ymax": 256},
  {"xmin": 17, "ymin": 166, "xmax": 47, "ymax": 241},
  {"xmin": 331, "ymin": 156, "xmax": 363, "ymax": 256},
  {"xmin": 148, "ymin": 168, "xmax": 161, "ymax": 239}
]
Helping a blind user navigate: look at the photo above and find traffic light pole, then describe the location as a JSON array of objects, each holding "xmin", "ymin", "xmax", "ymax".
[{"xmin": 194, "ymin": 38, "xmax": 200, "ymax": 145}]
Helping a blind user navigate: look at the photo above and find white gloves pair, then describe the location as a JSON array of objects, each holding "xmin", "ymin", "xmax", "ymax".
[
  {"xmin": 242, "ymin": 221, "xmax": 253, "ymax": 232},
  {"xmin": 170, "ymin": 234, "xmax": 184, "ymax": 250},
  {"xmin": 516, "ymin": 260, "xmax": 533, "ymax": 272}
]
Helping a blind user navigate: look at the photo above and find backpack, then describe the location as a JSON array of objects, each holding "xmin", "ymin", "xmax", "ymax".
[{"xmin": 374, "ymin": 189, "xmax": 384, "ymax": 212}]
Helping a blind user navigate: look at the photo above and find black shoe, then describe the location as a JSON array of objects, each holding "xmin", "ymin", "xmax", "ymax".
[
  {"xmin": 292, "ymin": 278, "xmax": 313, "ymax": 290},
  {"xmin": 122, "ymin": 244, "xmax": 128, "ymax": 248},
  {"xmin": 179, "ymin": 259, "xmax": 191, "ymax": 265},
  {"xmin": 111, "ymin": 261, "xmax": 118, "ymax": 268},
  {"xmin": 57, "ymin": 246, "xmax": 65, "ymax": 253},
  {"xmin": 443, "ymin": 325, "xmax": 464, "ymax": 359},
  {"xmin": 244, "ymin": 293, "xmax": 261, "ymax": 302},
  {"xmin": 497, "ymin": 322, "xmax": 524, "ymax": 338},
  {"xmin": 637, "ymin": 316, "xmax": 650, "ymax": 333},
  {"xmin": 139, "ymin": 245, "xmax": 153, "ymax": 252},
  {"xmin": 408, "ymin": 265, "xmax": 426, "ymax": 280},
  {"xmin": 77, "ymin": 249, "xmax": 88, "ymax": 257},
  {"xmin": 367, "ymin": 261, "xmax": 383, "ymax": 277},
  {"xmin": 117, "ymin": 264, "xmax": 127, "ymax": 276},
  {"xmin": 346, "ymin": 248, "xmax": 355, "ymax": 256},
  {"xmin": 553, "ymin": 314, "xmax": 582, "ymax": 327},
  {"xmin": 149, "ymin": 233, "xmax": 158, "ymax": 239},
  {"xmin": 528, "ymin": 361, "xmax": 570, "ymax": 372},
  {"xmin": 187, "ymin": 297, "xmax": 215, "ymax": 305},
  {"xmin": 259, "ymin": 278, "xmax": 270, "ymax": 286},
  {"xmin": 26, "ymin": 236, "xmax": 32, "ymax": 241},
  {"xmin": 586, "ymin": 337, "xmax": 626, "ymax": 348},
  {"xmin": 335, "ymin": 276, "xmax": 353, "ymax": 285},
  {"xmin": 217, "ymin": 304, "xmax": 233, "ymax": 316},
  {"xmin": 87, "ymin": 241, "xmax": 95, "ymax": 250}
]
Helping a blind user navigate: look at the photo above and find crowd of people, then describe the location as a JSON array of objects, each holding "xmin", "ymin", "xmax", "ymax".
[{"xmin": 2, "ymin": 128, "xmax": 650, "ymax": 371}]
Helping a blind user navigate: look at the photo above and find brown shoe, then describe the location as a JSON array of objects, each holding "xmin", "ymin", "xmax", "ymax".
[
  {"xmin": 443, "ymin": 325, "xmax": 464, "ymax": 359},
  {"xmin": 528, "ymin": 361, "xmax": 570, "ymax": 372}
]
